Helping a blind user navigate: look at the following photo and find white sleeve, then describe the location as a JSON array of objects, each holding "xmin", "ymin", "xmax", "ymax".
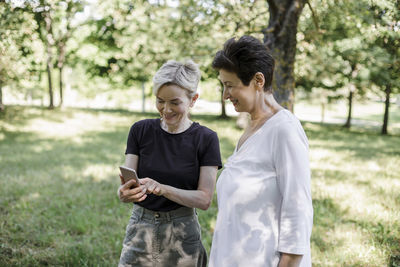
[{"xmin": 273, "ymin": 121, "xmax": 313, "ymax": 255}]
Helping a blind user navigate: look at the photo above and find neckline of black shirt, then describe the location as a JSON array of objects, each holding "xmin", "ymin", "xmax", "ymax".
[{"xmin": 157, "ymin": 118, "xmax": 198, "ymax": 136}]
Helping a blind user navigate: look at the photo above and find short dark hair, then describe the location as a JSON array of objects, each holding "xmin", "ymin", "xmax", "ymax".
[{"xmin": 212, "ymin": 35, "xmax": 275, "ymax": 92}]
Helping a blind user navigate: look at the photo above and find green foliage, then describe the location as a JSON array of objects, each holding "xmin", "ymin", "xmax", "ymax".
[
  {"xmin": 297, "ymin": 0, "xmax": 399, "ymax": 97},
  {"xmin": 367, "ymin": 0, "xmax": 400, "ymax": 92},
  {"xmin": 0, "ymin": 4, "xmax": 41, "ymax": 90},
  {"xmin": 1, "ymin": 0, "xmax": 398, "ymax": 112},
  {"xmin": 78, "ymin": 0, "xmax": 269, "ymax": 86},
  {"xmin": 296, "ymin": 0, "xmax": 371, "ymax": 98},
  {"xmin": 295, "ymin": 0, "xmax": 399, "ymax": 133}
]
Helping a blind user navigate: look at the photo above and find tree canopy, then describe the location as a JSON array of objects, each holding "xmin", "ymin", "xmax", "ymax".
[{"xmin": 1, "ymin": 0, "xmax": 399, "ymax": 133}]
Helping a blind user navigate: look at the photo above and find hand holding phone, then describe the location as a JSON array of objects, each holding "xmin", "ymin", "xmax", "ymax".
[{"xmin": 119, "ymin": 166, "xmax": 140, "ymax": 187}]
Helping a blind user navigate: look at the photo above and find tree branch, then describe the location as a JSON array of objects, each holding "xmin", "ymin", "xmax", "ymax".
[
  {"xmin": 277, "ymin": 0, "xmax": 305, "ymax": 39},
  {"xmin": 266, "ymin": 0, "xmax": 278, "ymax": 13},
  {"xmin": 263, "ymin": 0, "xmax": 279, "ymax": 45},
  {"xmin": 306, "ymin": 0, "xmax": 320, "ymax": 31}
]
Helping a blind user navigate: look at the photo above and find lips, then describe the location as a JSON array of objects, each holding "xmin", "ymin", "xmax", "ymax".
[
  {"xmin": 230, "ymin": 99, "xmax": 238, "ymax": 106},
  {"xmin": 163, "ymin": 114, "xmax": 176, "ymax": 120}
]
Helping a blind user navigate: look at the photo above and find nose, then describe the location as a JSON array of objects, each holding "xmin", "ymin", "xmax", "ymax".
[
  {"xmin": 222, "ymin": 87, "xmax": 230, "ymax": 100},
  {"xmin": 164, "ymin": 102, "xmax": 172, "ymax": 112}
]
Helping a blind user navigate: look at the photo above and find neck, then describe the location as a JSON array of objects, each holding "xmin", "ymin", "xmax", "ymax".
[
  {"xmin": 162, "ymin": 117, "xmax": 192, "ymax": 133},
  {"xmin": 249, "ymin": 92, "xmax": 283, "ymax": 123}
]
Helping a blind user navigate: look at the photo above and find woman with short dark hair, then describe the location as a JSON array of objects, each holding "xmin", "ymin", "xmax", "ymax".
[{"xmin": 209, "ymin": 36, "xmax": 313, "ymax": 267}]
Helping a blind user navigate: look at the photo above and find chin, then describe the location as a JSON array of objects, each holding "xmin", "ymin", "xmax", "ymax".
[
  {"xmin": 234, "ymin": 105, "xmax": 242, "ymax": 113},
  {"xmin": 164, "ymin": 119, "xmax": 177, "ymax": 125},
  {"xmin": 164, "ymin": 117, "xmax": 180, "ymax": 125}
]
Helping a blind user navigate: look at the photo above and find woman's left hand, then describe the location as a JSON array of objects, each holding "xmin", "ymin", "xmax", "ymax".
[{"xmin": 140, "ymin": 178, "xmax": 164, "ymax": 196}]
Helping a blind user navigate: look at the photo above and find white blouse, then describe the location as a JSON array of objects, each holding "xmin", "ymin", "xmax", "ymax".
[{"xmin": 209, "ymin": 110, "xmax": 313, "ymax": 267}]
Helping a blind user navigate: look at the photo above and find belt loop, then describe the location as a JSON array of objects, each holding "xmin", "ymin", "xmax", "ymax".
[
  {"xmin": 138, "ymin": 205, "xmax": 144, "ymax": 219},
  {"xmin": 166, "ymin": 212, "xmax": 171, "ymax": 222}
]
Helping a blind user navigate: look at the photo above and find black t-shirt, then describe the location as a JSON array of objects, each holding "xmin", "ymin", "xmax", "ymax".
[{"xmin": 125, "ymin": 118, "xmax": 222, "ymax": 211}]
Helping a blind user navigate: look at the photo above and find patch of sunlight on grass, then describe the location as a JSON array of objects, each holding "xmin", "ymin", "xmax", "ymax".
[
  {"xmin": 30, "ymin": 142, "xmax": 54, "ymax": 153},
  {"xmin": 1, "ymin": 121, "xmax": 18, "ymax": 132},
  {"xmin": 310, "ymin": 148, "xmax": 357, "ymax": 174},
  {"xmin": 366, "ymin": 161, "xmax": 381, "ymax": 172},
  {"xmin": 376, "ymin": 178, "xmax": 400, "ymax": 194},
  {"xmin": 309, "ymin": 147, "xmax": 331, "ymax": 160},
  {"xmin": 333, "ymin": 224, "xmax": 386, "ymax": 266},
  {"xmin": 312, "ymin": 222, "xmax": 387, "ymax": 266},
  {"xmin": 22, "ymin": 112, "xmax": 130, "ymax": 139},
  {"xmin": 83, "ymin": 164, "xmax": 116, "ymax": 182},
  {"xmin": 320, "ymin": 181, "xmax": 394, "ymax": 224},
  {"xmin": 384, "ymin": 159, "xmax": 400, "ymax": 178},
  {"xmin": 310, "ymin": 148, "xmax": 343, "ymax": 170}
]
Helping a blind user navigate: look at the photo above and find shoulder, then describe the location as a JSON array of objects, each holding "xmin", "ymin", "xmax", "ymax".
[
  {"xmin": 131, "ymin": 118, "xmax": 159, "ymax": 130},
  {"xmin": 273, "ymin": 110, "xmax": 308, "ymax": 146},
  {"xmin": 272, "ymin": 110, "xmax": 300, "ymax": 132},
  {"xmin": 191, "ymin": 122, "xmax": 219, "ymax": 139},
  {"xmin": 128, "ymin": 119, "xmax": 159, "ymax": 138}
]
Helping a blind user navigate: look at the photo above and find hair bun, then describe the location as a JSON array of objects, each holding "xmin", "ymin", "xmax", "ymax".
[{"xmin": 153, "ymin": 59, "xmax": 201, "ymax": 96}]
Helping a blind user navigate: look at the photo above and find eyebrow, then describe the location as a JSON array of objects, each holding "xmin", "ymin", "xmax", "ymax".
[
  {"xmin": 157, "ymin": 97, "xmax": 181, "ymax": 102},
  {"xmin": 217, "ymin": 77, "xmax": 230, "ymax": 84}
]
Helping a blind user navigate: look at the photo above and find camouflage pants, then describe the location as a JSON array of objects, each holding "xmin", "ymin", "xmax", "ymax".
[{"xmin": 119, "ymin": 205, "xmax": 207, "ymax": 267}]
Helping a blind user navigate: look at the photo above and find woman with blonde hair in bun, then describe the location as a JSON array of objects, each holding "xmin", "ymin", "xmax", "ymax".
[{"xmin": 117, "ymin": 59, "xmax": 222, "ymax": 267}]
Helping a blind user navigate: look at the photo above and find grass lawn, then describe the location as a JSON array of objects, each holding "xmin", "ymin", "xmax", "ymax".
[{"xmin": 1, "ymin": 105, "xmax": 399, "ymax": 266}]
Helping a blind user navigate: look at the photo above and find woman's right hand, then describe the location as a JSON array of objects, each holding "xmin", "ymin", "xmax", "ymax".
[{"xmin": 118, "ymin": 175, "xmax": 148, "ymax": 203}]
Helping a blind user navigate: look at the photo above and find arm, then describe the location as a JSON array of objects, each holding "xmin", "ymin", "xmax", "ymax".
[
  {"xmin": 142, "ymin": 166, "xmax": 218, "ymax": 210},
  {"xmin": 118, "ymin": 154, "xmax": 147, "ymax": 203},
  {"xmin": 278, "ymin": 253, "xmax": 302, "ymax": 267},
  {"xmin": 274, "ymin": 123, "xmax": 313, "ymax": 258},
  {"xmin": 124, "ymin": 154, "xmax": 138, "ymax": 170}
]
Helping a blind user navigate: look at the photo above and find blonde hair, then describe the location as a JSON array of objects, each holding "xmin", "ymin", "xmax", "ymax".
[{"xmin": 152, "ymin": 59, "xmax": 201, "ymax": 97}]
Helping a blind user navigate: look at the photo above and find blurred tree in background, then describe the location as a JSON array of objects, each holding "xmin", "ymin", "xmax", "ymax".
[
  {"xmin": 1, "ymin": 0, "xmax": 84, "ymax": 109},
  {"xmin": 296, "ymin": 0, "xmax": 399, "ymax": 134},
  {"xmin": 296, "ymin": 0, "xmax": 372, "ymax": 127},
  {"xmin": 262, "ymin": 0, "xmax": 307, "ymax": 111},
  {"xmin": 367, "ymin": 0, "xmax": 400, "ymax": 135},
  {"xmin": 0, "ymin": 4, "xmax": 39, "ymax": 110},
  {"xmin": 1, "ymin": 0, "xmax": 399, "ymax": 133}
]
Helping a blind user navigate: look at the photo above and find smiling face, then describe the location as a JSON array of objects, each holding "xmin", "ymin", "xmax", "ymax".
[
  {"xmin": 156, "ymin": 84, "xmax": 197, "ymax": 128},
  {"xmin": 219, "ymin": 69, "xmax": 258, "ymax": 113}
]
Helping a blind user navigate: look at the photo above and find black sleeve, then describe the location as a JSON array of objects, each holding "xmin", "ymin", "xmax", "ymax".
[
  {"xmin": 199, "ymin": 131, "xmax": 223, "ymax": 169},
  {"xmin": 125, "ymin": 123, "xmax": 140, "ymax": 155}
]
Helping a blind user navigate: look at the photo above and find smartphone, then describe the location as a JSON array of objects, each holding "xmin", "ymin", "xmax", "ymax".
[{"xmin": 119, "ymin": 166, "xmax": 140, "ymax": 186}]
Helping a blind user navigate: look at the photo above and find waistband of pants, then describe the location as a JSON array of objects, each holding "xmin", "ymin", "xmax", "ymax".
[{"xmin": 132, "ymin": 204, "xmax": 195, "ymax": 222}]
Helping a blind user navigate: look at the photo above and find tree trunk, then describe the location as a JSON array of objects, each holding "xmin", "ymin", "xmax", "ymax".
[
  {"xmin": 381, "ymin": 84, "xmax": 391, "ymax": 135},
  {"xmin": 46, "ymin": 54, "xmax": 54, "ymax": 109},
  {"xmin": 56, "ymin": 4, "xmax": 74, "ymax": 108},
  {"xmin": 44, "ymin": 11, "xmax": 54, "ymax": 109},
  {"xmin": 58, "ymin": 65, "xmax": 63, "ymax": 107},
  {"xmin": 344, "ymin": 89, "xmax": 353, "ymax": 128},
  {"xmin": 219, "ymin": 80, "xmax": 228, "ymax": 119},
  {"xmin": 0, "ymin": 81, "xmax": 4, "ymax": 112},
  {"xmin": 57, "ymin": 42, "xmax": 66, "ymax": 107},
  {"xmin": 263, "ymin": 0, "xmax": 307, "ymax": 111}
]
